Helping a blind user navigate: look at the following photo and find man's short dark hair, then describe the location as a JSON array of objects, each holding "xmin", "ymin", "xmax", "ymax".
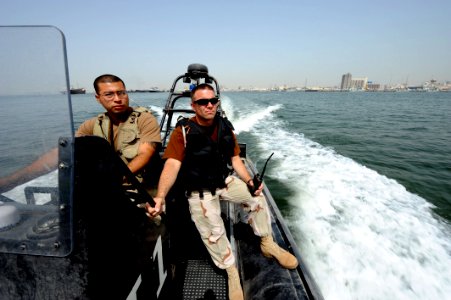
[
  {"xmin": 190, "ymin": 83, "xmax": 215, "ymax": 100},
  {"xmin": 93, "ymin": 74, "xmax": 125, "ymax": 94}
]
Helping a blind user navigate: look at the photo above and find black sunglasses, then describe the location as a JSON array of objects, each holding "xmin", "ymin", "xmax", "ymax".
[{"xmin": 193, "ymin": 97, "xmax": 219, "ymax": 106}]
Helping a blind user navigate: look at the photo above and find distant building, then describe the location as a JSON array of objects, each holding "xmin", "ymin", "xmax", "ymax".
[
  {"xmin": 367, "ymin": 82, "xmax": 381, "ymax": 91},
  {"xmin": 340, "ymin": 73, "xmax": 369, "ymax": 90},
  {"xmin": 352, "ymin": 77, "xmax": 368, "ymax": 90},
  {"xmin": 341, "ymin": 73, "xmax": 352, "ymax": 90}
]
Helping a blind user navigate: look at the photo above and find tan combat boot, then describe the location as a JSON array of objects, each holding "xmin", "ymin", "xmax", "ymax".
[
  {"xmin": 261, "ymin": 235, "xmax": 299, "ymax": 269},
  {"xmin": 225, "ymin": 265, "xmax": 244, "ymax": 300}
]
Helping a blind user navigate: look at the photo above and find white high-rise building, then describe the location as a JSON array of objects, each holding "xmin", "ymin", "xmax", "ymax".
[
  {"xmin": 341, "ymin": 73, "xmax": 368, "ymax": 90},
  {"xmin": 351, "ymin": 77, "xmax": 368, "ymax": 90}
]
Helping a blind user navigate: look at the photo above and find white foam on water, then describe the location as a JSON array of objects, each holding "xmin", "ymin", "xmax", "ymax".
[
  {"xmin": 222, "ymin": 98, "xmax": 281, "ymax": 134},
  {"xmin": 147, "ymin": 105, "xmax": 164, "ymax": 120},
  {"xmin": 228, "ymin": 100, "xmax": 451, "ymax": 300}
]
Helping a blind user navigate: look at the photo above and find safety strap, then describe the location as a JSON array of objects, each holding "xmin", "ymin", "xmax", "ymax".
[{"xmin": 177, "ymin": 115, "xmax": 188, "ymax": 148}]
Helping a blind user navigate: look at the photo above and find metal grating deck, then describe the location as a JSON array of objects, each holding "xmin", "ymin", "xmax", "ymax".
[{"xmin": 182, "ymin": 259, "xmax": 227, "ymax": 300}]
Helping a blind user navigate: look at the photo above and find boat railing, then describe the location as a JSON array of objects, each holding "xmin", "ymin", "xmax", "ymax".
[{"xmin": 159, "ymin": 64, "xmax": 222, "ymax": 148}]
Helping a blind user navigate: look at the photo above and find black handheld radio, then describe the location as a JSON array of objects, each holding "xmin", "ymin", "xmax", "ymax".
[{"xmin": 248, "ymin": 152, "xmax": 274, "ymax": 195}]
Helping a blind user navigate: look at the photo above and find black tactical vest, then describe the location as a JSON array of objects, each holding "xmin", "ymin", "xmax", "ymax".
[{"xmin": 177, "ymin": 116, "xmax": 236, "ymax": 195}]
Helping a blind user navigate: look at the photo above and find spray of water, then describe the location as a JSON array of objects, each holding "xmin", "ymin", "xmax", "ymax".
[{"xmin": 224, "ymin": 95, "xmax": 451, "ymax": 300}]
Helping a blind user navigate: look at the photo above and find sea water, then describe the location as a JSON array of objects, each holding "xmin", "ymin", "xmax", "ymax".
[
  {"xmin": 12, "ymin": 91, "xmax": 451, "ymax": 299},
  {"xmin": 222, "ymin": 91, "xmax": 451, "ymax": 300}
]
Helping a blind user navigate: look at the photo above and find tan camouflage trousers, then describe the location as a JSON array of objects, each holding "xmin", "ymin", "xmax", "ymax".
[{"xmin": 187, "ymin": 175, "xmax": 271, "ymax": 269}]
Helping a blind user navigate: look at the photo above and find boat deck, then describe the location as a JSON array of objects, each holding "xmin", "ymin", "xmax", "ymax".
[{"xmin": 183, "ymin": 259, "xmax": 227, "ymax": 300}]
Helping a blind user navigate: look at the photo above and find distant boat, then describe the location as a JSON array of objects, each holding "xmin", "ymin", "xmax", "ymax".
[
  {"xmin": 70, "ymin": 88, "xmax": 86, "ymax": 94},
  {"xmin": 128, "ymin": 88, "xmax": 163, "ymax": 93}
]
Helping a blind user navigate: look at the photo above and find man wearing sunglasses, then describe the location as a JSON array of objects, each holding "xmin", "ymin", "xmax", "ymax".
[{"xmin": 146, "ymin": 83, "xmax": 298, "ymax": 300}]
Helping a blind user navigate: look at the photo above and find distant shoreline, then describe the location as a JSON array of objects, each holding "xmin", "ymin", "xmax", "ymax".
[{"xmin": 220, "ymin": 88, "xmax": 451, "ymax": 93}]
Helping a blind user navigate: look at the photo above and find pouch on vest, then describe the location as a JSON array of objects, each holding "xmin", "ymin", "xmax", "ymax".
[{"xmin": 120, "ymin": 128, "xmax": 139, "ymax": 160}]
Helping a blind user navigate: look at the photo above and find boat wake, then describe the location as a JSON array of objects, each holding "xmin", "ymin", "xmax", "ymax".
[
  {"xmin": 221, "ymin": 96, "xmax": 281, "ymax": 135},
  {"xmin": 225, "ymin": 95, "xmax": 451, "ymax": 300}
]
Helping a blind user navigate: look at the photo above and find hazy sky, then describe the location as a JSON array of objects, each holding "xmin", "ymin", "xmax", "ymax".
[{"xmin": 1, "ymin": 0, "xmax": 450, "ymax": 91}]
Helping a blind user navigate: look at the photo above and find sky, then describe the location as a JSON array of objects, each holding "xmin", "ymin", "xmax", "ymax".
[{"xmin": 1, "ymin": 0, "xmax": 451, "ymax": 91}]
